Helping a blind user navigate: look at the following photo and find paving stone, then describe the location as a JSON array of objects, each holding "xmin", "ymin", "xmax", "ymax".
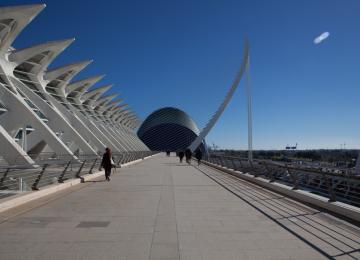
[{"xmin": 76, "ymin": 221, "xmax": 110, "ymax": 228}]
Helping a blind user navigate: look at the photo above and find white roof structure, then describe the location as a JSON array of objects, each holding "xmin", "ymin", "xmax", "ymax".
[{"xmin": 0, "ymin": 4, "xmax": 148, "ymax": 166}]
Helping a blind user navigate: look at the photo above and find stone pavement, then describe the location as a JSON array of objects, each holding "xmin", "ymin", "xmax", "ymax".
[{"xmin": 0, "ymin": 154, "xmax": 359, "ymax": 260}]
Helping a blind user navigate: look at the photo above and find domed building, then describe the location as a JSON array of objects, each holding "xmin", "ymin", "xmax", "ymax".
[{"xmin": 137, "ymin": 107, "xmax": 206, "ymax": 153}]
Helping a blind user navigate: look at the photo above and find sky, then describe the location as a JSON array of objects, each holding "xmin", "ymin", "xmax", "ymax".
[{"xmin": 3, "ymin": 0, "xmax": 360, "ymax": 150}]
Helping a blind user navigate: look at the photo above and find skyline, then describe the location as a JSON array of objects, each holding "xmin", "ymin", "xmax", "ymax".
[{"xmin": 2, "ymin": 0, "xmax": 360, "ymax": 150}]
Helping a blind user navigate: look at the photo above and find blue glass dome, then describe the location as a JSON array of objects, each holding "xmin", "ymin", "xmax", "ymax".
[{"xmin": 137, "ymin": 107, "xmax": 205, "ymax": 152}]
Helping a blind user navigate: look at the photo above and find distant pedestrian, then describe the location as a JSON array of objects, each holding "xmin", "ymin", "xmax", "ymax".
[
  {"xmin": 179, "ymin": 151, "xmax": 185, "ymax": 163},
  {"xmin": 195, "ymin": 149, "xmax": 203, "ymax": 165},
  {"xmin": 185, "ymin": 149, "xmax": 192, "ymax": 164},
  {"xmin": 166, "ymin": 151, "xmax": 170, "ymax": 157},
  {"xmin": 101, "ymin": 148, "xmax": 113, "ymax": 181}
]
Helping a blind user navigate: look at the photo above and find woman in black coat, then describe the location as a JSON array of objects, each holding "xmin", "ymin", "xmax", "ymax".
[
  {"xmin": 101, "ymin": 148, "xmax": 113, "ymax": 181},
  {"xmin": 178, "ymin": 151, "xmax": 185, "ymax": 163}
]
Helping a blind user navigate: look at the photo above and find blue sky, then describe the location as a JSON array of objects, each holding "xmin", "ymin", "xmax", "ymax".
[{"xmin": 4, "ymin": 0, "xmax": 360, "ymax": 149}]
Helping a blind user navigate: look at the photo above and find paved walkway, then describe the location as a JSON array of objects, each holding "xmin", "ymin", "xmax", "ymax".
[{"xmin": 0, "ymin": 154, "xmax": 359, "ymax": 260}]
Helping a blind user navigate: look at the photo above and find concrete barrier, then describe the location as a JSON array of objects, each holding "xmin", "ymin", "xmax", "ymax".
[{"xmin": 202, "ymin": 160, "xmax": 360, "ymax": 223}]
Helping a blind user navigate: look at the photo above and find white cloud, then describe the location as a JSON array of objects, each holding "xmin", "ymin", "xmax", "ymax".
[{"xmin": 314, "ymin": 32, "xmax": 330, "ymax": 45}]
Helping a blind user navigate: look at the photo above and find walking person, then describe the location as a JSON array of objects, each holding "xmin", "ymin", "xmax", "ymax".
[
  {"xmin": 179, "ymin": 151, "xmax": 185, "ymax": 163},
  {"xmin": 185, "ymin": 148, "xmax": 192, "ymax": 164},
  {"xmin": 100, "ymin": 147, "xmax": 113, "ymax": 181},
  {"xmin": 195, "ymin": 149, "xmax": 203, "ymax": 165}
]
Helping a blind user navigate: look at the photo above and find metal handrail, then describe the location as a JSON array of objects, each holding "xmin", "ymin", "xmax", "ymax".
[
  {"xmin": 0, "ymin": 151, "xmax": 157, "ymax": 200},
  {"xmin": 204, "ymin": 154, "xmax": 360, "ymax": 207},
  {"xmin": 209, "ymin": 155, "xmax": 360, "ymax": 179}
]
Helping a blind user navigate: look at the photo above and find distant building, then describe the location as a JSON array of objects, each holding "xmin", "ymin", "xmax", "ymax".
[
  {"xmin": 285, "ymin": 143, "xmax": 297, "ymax": 150},
  {"xmin": 137, "ymin": 107, "xmax": 206, "ymax": 153}
]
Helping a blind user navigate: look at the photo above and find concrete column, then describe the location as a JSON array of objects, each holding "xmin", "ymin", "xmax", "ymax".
[{"xmin": 0, "ymin": 125, "xmax": 34, "ymax": 165}]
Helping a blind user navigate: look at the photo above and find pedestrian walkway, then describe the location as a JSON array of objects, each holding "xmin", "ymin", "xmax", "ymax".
[{"xmin": 0, "ymin": 154, "xmax": 359, "ymax": 260}]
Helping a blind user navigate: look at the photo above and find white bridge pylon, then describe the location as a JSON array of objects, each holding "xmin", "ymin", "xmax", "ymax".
[{"xmin": 188, "ymin": 40, "xmax": 251, "ymax": 155}]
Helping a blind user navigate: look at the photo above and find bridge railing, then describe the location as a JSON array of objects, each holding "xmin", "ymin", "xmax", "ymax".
[
  {"xmin": 203, "ymin": 154, "xmax": 360, "ymax": 207},
  {"xmin": 0, "ymin": 151, "xmax": 157, "ymax": 200}
]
